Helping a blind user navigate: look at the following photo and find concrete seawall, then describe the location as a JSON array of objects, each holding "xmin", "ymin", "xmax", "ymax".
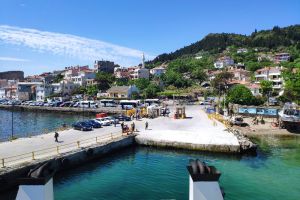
[
  {"xmin": 0, "ymin": 104, "xmax": 122, "ymax": 114},
  {"xmin": 135, "ymin": 137, "xmax": 240, "ymax": 153},
  {"xmin": 0, "ymin": 135, "xmax": 135, "ymax": 193}
]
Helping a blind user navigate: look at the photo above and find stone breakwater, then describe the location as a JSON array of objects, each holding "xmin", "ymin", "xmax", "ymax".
[
  {"xmin": 0, "ymin": 104, "xmax": 122, "ymax": 114},
  {"xmin": 226, "ymin": 128, "xmax": 257, "ymax": 154}
]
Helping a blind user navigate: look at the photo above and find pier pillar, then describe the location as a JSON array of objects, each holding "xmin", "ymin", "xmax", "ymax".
[
  {"xmin": 16, "ymin": 161, "xmax": 56, "ymax": 200},
  {"xmin": 187, "ymin": 160, "xmax": 223, "ymax": 200},
  {"xmin": 16, "ymin": 178, "xmax": 54, "ymax": 200}
]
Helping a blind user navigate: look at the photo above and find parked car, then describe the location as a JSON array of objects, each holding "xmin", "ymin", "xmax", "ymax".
[
  {"xmin": 95, "ymin": 118, "xmax": 111, "ymax": 126},
  {"xmin": 200, "ymin": 100, "xmax": 211, "ymax": 105},
  {"xmin": 85, "ymin": 120, "xmax": 102, "ymax": 128},
  {"xmin": 229, "ymin": 116, "xmax": 245, "ymax": 126},
  {"xmin": 72, "ymin": 121, "xmax": 93, "ymax": 131},
  {"xmin": 114, "ymin": 115, "xmax": 131, "ymax": 121},
  {"xmin": 72, "ymin": 102, "xmax": 80, "ymax": 107},
  {"xmin": 60, "ymin": 101, "xmax": 72, "ymax": 107},
  {"xmin": 36, "ymin": 102, "xmax": 44, "ymax": 106},
  {"xmin": 103, "ymin": 117, "xmax": 119, "ymax": 124}
]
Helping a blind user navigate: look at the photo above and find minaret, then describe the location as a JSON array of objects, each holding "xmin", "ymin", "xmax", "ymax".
[{"xmin": 142, "ymin": 53, "xmax": 145, "ymax": 68}]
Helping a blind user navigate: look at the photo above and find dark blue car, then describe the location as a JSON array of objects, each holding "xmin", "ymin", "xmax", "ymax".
[
  {"xmin": 73, "ymin": 121, "xmax": 93, "ymax": 131},
  {"xmin": 85, "ymin": 120, "xmax": 102, "ymax": 128},
  {"xmin": 114, "ymin": 115, "xmax": 131, "ymax": 121}
]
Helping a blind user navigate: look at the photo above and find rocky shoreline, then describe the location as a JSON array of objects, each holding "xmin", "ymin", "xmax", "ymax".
[{"xmin": 226, "ymin": 128, "xmax": 257, "ymax": 154}]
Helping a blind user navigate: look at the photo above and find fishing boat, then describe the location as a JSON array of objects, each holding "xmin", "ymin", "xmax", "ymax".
[{"xmin": 278, "ymin": 102, "xmax": 300, "ymax": 130}]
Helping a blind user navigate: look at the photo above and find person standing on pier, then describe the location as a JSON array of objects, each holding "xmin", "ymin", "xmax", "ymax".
[
  {"xmin": 54, "ymin": 132, "xmax": 59, "ymax": 142},
  {"xmin": 145, "ymin": 121, "xmax": 148, "ymax": 130},
  {"xmin": 132, "ymin": 122, "xmax": 135, "ymax": 133}
]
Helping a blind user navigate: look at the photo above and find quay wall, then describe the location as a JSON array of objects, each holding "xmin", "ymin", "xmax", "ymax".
[
  {"xmin": 135, "ymin": 137, "xmax": 240, "ymax": 153},
  {"xmin": 0, "ymin": 104, "xmax": 123, "ymax": 114},
  {"xmin": 0, "ymin": 135, "xmax": 136, "ymax": 193}
]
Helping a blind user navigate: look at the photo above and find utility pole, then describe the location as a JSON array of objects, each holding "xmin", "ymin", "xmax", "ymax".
[{"xmin": 10, "ymin": 84, "xmax": 14, "ymax": 139}]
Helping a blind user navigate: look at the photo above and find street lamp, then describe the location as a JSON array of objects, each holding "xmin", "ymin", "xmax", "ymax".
[{"xmin": 10, "ymin": 85, "xmax": 14, "ymax": 139}]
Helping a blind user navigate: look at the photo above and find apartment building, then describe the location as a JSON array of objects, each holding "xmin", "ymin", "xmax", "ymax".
[{"xmin": 255, "ymin": 66, "xmax": 284, "ymax": 92}]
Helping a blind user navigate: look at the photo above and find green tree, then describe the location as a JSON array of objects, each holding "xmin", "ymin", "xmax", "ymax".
[
  {"xmin": 53, "ymin": 74, "xmax": 64, "ymax": 83},
  {"xmin": 143, "ymin": 83, "xmax": 161, "ymax": 98},
  {"xmin": 86, "ymin": 85, "xmax": 98, "ymax": 96},
  {"xmin": 95, "ymin": 72, "xmax": 115, "ymax": 91},
  {"xmin": 260, "ymin": 80, "xmax": 273, "ymax": 97},
  {"xmin": 115, "ymin": 78, "xmax": 129, "ymax": 86},
  {"xmin": 227, "ymin": 84, "xmax": 255, "ymax": 105},
  {"xmin": 131, "ymin": 78, "xmax": 151, "ymax": 91},
  {"xmin": 282, "ymin": 69, "xmax": 300, "ymax": 104}
]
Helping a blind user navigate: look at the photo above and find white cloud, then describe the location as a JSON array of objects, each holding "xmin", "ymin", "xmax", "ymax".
[
  {"xmin": 0, "ymin": 56, "xmax": 30, "ymax": 62},
  {"xmin": 0, "ymin": 25, "xmax": 154, "ymax": 66}
]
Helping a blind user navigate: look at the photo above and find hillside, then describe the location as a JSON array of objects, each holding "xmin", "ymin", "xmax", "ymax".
[{"xmin": 149, "ymin": 25, "xmax": 300, "ymax": 64}]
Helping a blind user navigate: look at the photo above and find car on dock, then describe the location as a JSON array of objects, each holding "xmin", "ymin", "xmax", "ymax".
[
  {"xmin": 72, "ymin": 121, "xmax": 93, "ymax": 131},
  {"xmin": 85, "ymin": 120, "xmax": 102, "ymax": 128},
  {"xmin": 103, "ymin": 117, "xmax": 119, "ymax": 124},
  {"xmin": 229, "ymin": 116, "xmax": 246, "ymax": 126},
  {"xmin": 114, "ymin": 115, "xmax": 131, "ymax": 121},
  {"xmin": 95, "ymin": 118, "xmax": 111, "ymax": 126}
]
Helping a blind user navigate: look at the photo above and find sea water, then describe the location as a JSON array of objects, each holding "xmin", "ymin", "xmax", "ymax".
[{"xmin": 54, "ymin": 135, "xmax": 300, "ymax": 200}]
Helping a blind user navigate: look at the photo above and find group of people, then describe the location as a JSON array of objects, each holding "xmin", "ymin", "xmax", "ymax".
[{"xmin": 54, "ymin": 120, "xmax": 150, "ymax": 142}]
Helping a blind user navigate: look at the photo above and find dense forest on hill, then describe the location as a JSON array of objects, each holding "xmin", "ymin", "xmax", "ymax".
[{"xmin": 148, "ymin": 25, "xmax": 300, "ymax": 64}]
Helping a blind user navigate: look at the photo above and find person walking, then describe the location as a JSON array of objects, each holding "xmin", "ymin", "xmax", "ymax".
[
  {"xmin": 114, "ymin": 119, "xmax": 117, "ymax": 127},
  {"xmin": 54, "ymin": 132, "xmax": 59, "ymax": 142},
  {"xmin": 132, "ymin": 122, "xmax": 135, "ymax": 133},
  {"xmin": 145, "ymin": 121, "xmax": 148, "ymax": 130},
  {"xmin": 121, "ymin": 122, "xmax": 124, "ymax": 133}
]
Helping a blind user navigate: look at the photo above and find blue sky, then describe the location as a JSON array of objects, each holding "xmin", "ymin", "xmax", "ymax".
[{"xmin": 0, "ymin": 0, "xmax": 299, "ymax": 76}]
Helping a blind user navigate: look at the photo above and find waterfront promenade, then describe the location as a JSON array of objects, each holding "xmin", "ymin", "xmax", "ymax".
[{"xmin": 0, "ymin": 105, "xmax": 240, "ymax": 169}]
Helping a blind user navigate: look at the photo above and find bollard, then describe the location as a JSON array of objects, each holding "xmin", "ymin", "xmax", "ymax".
[
  {"xmin": 56, "ymin": 146, "xmax": 59, "ymax": 154},
  {"xmin": 1, "ymin": 158, "xmax": 4, "ymax": 168},
  {"xmin": 77, "ymin": 141, "xmax": 80, "ymax": 148},
  {"xmin": 32, "ymin": 152, "xmax": 35, "ymax": 160}
]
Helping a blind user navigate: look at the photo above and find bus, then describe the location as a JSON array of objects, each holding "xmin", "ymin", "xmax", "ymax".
[
  {"xmin": 119, "ymin": 100, "xmax": 140, "ymax": 109},
  {"xmin": 79, "ymin": 101, "xmax": 98, "ymax": 108},
  {"xmin": 144, "ymin": 99, "xmax": 160, "ymax": 106},
  {"xmin": 99, "ymin": 99, "xmax": 117, "ymax": 107}
]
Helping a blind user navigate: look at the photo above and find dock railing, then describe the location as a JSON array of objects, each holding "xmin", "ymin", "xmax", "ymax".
[
  {"xmin": 207, "ymin": 113, "xmax": 230, "ymax": 127},
  {"xmin": 1, "ymin": 131, "xmax": 127, "ymax": 168}
]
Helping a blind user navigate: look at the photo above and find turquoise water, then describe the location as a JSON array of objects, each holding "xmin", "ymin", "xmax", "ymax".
[
  {"xmin": 0, "ymin": 109, "xmax": 89, "ymax": 140},
  {"xmin": 54, "ymin": 136, "xmax": 300, "ymax": 200}
]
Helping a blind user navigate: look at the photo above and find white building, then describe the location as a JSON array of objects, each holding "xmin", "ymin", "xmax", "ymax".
[
  {"xmin": 150, "ymin": 66, "xmax": 166, "ymax": 76},
  {"xmin": 131, "ymin": 68, "xmax": 150, "ymax": 79},
  {"xmin": 255, "ymin": 66, "xmax": 284, "ymax": 93},
  {"xmin": 71, "ymin": 70, "xmax": 96, "ymax": 86},
  {"xmin": 36, "ymin": 85, "xmax": 52, "ymax": 101},
  {"xmin": 246, "ymin": 83, "xmax": 261, "ymax": 96},
  {"xmin": 0, "ymin": 88, "xmax": 5, "ymax": 98},
  {"xmin": 106, "ymin": 85, "xmax": 139, "ymax": 98},
  {"xmin": 237, "ymin": 48, "xmax": 248, "ymax": 54},
  {"xmin": 214, "ymin": 56, "xmax": 234, "ymax": 69},
  {"xmin": 51, "ymin": 80, "xmax": 77, "ymax": 95}
]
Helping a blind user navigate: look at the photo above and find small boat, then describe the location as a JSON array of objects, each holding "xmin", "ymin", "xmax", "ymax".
[{"xmin": 278, "ymin": 103, "xmax": 300, "ymax": 130}]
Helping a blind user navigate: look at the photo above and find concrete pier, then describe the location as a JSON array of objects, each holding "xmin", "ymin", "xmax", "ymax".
[
  {"xmin": 0, "ymin": 134, "xmax": 135, "ymax": 193},
  {"xmin": 135, "ymin": 105, "xmax": 240, "ymax": 153}
]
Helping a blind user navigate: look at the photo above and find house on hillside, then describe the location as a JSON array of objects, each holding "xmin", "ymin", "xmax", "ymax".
[
  {"xmin": 150, "ymin": 66, "xmax": 167, "ymax": 76},
  {"xmin": 214, "ymin": 56, "xmax": 234, "ymax": 69},
  {"xmin": 255, "ymin": 66, "xmax": 284, "ymax": 94},
  {"xmin": 106, "ymin": 85, "xmax": 139, "ymax": 98},
  {"xmin": 274, "ymin": 53, "xmax": 290, "ymax": 63},
  {"xmin": 246, "ymin": 83, "xmax": 261, "ymax": 96}
]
